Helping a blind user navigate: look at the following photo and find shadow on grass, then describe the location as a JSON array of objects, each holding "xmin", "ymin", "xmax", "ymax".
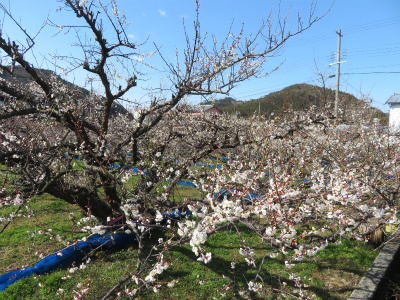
[{"xmin": 169, "ymin": 237, "xmax": 369, "ymax": 300}]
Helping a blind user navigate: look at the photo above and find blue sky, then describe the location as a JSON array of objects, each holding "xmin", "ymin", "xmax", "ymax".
[{"xmin": 1, "ymin": 0, "xmax": 399, "ymax": 112}]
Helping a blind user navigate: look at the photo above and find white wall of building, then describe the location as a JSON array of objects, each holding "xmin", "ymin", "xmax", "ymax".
[{"xmin": 389, "ymin": 103, "xmax": 400, "ymax": 131}]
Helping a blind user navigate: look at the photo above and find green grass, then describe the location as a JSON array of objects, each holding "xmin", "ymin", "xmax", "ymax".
[
  {"xmin": 0, "ymin": 164, "xmax": 379, "ymax": 299},
  {"xmin": 169, "ymin": 185, "xmax": 202, "ymax": 203},
  {"xmin": 0, "ymin": 195, "xmax": 379, "ymax": 299},
  {"xmin": 0, "ymin": 194, "xmax": 86, "ymax": 274}
]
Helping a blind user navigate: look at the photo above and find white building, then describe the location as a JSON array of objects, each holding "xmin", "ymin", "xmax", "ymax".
[{"xmin": 386, "ymin": 94, "xmax": 400, "ymax": 131}]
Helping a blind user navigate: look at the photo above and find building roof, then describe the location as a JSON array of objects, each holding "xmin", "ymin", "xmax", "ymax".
[
  {"xmin": 386, "ymin": 93, "xmax": 400, "ymax": 104},
  {"xmin": 190, "ymin": 105, "xmax": 216, "ymax": 112},
  {"xmin": 187, "ymin": 105, "xmax": 222, "ymax": 114}
]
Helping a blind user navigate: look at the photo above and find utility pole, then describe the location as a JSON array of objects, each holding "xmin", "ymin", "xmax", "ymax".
[
  {"xmin": 335, "ymin": 29, "xmax": 342, "ymax": 117},
  {"xmin": 329, "ymin": 29, "xmax": 345, "ymax": 117}
]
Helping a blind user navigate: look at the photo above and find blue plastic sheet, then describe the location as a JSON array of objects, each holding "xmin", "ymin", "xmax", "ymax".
[
  {"xmin": 178, "ymin": 180, "xmax": 197, "ymax": 187},
  {"xmin": 0, "ymin": 233, "xmax": 136, "ymax": 291},
  {"xmin": 204, "ymin": 156, "xmax": 229, "ymax": 162},
  {"xmin": 0, "ymin": 211, "xmax": 191, "ymax": 291},
  {"xmin": 195, "ymin": 162, "xmax": 222, "ymax": 169}
]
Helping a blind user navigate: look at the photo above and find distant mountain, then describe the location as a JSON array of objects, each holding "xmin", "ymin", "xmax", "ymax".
[
  {"xmin": 206, "ymin": 84, "xmax": 388, "ymax": 123},
  {"xmin": 0, "ymin": 66, "xmax": 128, "ymax": 116}
]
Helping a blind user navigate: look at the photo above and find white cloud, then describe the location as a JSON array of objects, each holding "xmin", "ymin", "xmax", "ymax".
[
  {"xmin": 128, "ymin": 34, "xmax": 135, "ymax": 38},
  {"xmin": 158, "ymin": 9, "xmax": 166, "ymax": 17}
]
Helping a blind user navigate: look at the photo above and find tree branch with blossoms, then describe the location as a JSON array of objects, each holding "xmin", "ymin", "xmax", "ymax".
[{"xmin": 3, "ymin": 1, "xmax": 399, "ymax": 299}]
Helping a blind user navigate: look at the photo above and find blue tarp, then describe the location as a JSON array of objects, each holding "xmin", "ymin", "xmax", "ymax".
[
  {"xmin": 126, "ymin": 153, "xmax": 140, "ymax": 157},
  {"xmin": 111, "ymin": 164, "xmax": 198, "ymax": 187},
  {"xmin": 195, "ymin": 162, "xmax": 222, "ymax": 169},
  {"xmin": 0, "ymin": 233, "xmax": 136, "ymax": 291},
  {"xmin": 67, "ymin": 155, "xmax": 217, "ymax": 188},
  {"xmin": 204, "ymin": 156, "xmax": 229, "ymax": 162},
  {"xmin": 0, "ymin": 211, "xmax": 191, "ymax": 291},
  {"xmin": 178, "ymin": 180, "xmax": 197, "ymax": 188}
]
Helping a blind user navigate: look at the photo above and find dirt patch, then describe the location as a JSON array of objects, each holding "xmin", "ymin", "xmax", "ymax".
[{"xmin": 319, "ymin": 269, "xmax": 360, "ymax": 298}]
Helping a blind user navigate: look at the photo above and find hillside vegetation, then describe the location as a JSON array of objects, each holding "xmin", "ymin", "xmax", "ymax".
[{"xmin": 208, "ymin": 84, "xmax": 388, "ymax": 123}]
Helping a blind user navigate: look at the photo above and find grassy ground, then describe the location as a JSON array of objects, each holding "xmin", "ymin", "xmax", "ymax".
[{"xmin": 0, "ymin": 192, "xmax": 379, "ymax": 300}]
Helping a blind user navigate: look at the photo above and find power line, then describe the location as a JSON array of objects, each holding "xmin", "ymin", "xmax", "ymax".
[
  {"xmin": 325, "ymin": 43, "xmax": 400, "ymax": 60},
  {"xmin": 231, "ymin": 77, "xmax": 319, "ymax": 100},
  {"xmin": 342, "ymin": 49, "xmax": 400, "ymax": 57},
  {"xmin": 341, "ymin": 71, "xmax": 400, "ymax": 75},
  {"xmin": 343, "ymin": 46, "xmax": 400, "ymax": 54},
  {"xmin": 344, "ymin": 63, "xmax": 400, "ymax": 71},
  {"xmin": 234, "ymin": 16, "xmax": 400, "ymax": 100},
  {"xmin": 286, "ymin": 16, "xmax": 400, "ymax": 49},
  {"xmin": 231, "ymin": 70, "xmax": 398, "ymax": 102},
  {"xmin": 344, "ymin": 16, "xmax": 400, "ymax": 34}
]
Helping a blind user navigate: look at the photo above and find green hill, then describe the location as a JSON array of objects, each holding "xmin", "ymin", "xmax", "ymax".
[{"xmin": 207, "ymin": 84, "xmax": 388, "ymax": 122}]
